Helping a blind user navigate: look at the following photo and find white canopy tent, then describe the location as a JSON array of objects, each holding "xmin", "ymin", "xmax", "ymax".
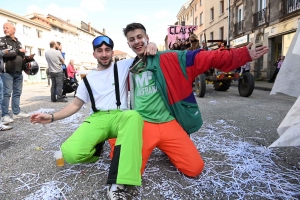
[{"xmin": 269, "ymin": 21, "xmax": 300, "ymax": 147}]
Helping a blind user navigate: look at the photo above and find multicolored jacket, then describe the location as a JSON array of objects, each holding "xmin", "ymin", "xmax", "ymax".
[{"xmin": 130, "ymin": 47, "xmax": 252, "ymax": 134}]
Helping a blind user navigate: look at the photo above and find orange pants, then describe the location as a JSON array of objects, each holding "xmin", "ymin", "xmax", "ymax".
[{"xmin": 108, "ymin": 120, "xmax": 204, "ymax": 177}]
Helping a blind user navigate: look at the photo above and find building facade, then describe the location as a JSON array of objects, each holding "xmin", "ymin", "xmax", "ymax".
[
  {"xmin": 177, "ymin": 0, "xmax": 229, "ymax": 49},
  {"xmin": 0, "ymin": 8, "xmax": 108, "ymax": 84},
  {"xmin": 0, "ymin": 8, "xmax": 52, "ymax": 84},
  {"xmin": 230, "ymin": 0, "xmax": 300, "ymax": 79}
]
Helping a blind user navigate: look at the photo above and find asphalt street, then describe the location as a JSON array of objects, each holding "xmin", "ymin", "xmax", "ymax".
[{"xmin": 0, "ymin": 83, "xmax": 299, "ymax": 200}]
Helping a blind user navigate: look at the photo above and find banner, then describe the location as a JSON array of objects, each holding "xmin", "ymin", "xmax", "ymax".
[{"xmin": 167, "ymin": 25, "xmax": 197, "ymax": 49}]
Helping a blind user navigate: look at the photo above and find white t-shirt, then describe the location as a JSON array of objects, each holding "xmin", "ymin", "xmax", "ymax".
[{"xmin": 76, "ymin": 60, "xmax": 134, "ymax": 111}]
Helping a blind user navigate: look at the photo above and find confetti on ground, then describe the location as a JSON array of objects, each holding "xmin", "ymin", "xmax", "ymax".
[{"xmin": 2, "ymin": 107, "xmax": 299, "ymax": 199}]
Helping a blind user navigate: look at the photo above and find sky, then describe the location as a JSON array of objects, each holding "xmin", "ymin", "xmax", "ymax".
[{"xmin": 1, "ymin": 0, "xmax": 187, "ymax": 56}]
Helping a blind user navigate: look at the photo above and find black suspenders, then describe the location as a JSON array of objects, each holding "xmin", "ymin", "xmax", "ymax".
[
  {"xmin": 83, "ymin": 63, "xmax": 121, "ymax": 112},
  {"xmin": 113, "ymin": 63, "xmax": 121, "ymax": 109}
]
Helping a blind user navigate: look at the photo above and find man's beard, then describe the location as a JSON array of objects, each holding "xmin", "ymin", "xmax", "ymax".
[{"xmin": 98, "ymin": 58, "xmax": 112, "ymax": 68}]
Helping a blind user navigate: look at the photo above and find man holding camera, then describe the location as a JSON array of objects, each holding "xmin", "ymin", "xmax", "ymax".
[{"xmin": 1, "ymin": 22, "xmax": 30, "ymax": 124}]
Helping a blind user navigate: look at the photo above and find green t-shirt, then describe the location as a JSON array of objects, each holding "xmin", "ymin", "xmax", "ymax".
[{"xmin": 133, "ymin": 70, "xmax": 174, "ymax": 123}]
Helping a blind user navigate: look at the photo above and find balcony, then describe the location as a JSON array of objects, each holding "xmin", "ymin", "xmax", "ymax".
[
  {"xmin": 253, "ymin": 8, "xmax": 267, "ymax": 29},
  {"xmin": 282, "ymin": 0, "xmax": 300, "ymax": 17},
  {"xmin": 234, "ymin": 20, "xmax": 244, "ymax": 36}
]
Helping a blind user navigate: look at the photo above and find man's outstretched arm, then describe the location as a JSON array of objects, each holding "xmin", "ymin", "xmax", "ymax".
[
  {"xmin": 30, "ymin": 97, "xmax": 84, "ymax": 124},
  {"xmin": 191, "ymin": 43, "xmax": 269, "ymax": 78}
]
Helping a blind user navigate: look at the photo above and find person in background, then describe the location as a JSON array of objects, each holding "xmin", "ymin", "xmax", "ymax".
[
  {"xmin": 1, "ymin": 22, "xmax": 30, "ymax": 124},
  {"xmin": 0, "ymin": 36, "xmax": 13, "ymax": 130},
  {"xmin": 171, "ymin": 42, "xmax": 181, "ymax": 50},
  {"xmin": 268, "ymin": 56, "xmax": 285, "ymax": 83},
  {"xmin": 45, "ymin": 41, "xmax": 67, "ymax": 102},
  {"xmin": 201, "ymin": 40, "xmax": 210, "ymax": 51},
  {"xmin": 241, "ymin": 62, "xmax": 251, "ymax": 73},
  {"xmin": 187, "ymin": 34, "xmax": 200, "ymax": 50},
  {"xmin": 46, "ymin": 67, "xmax": 50, "ymax": 87},
  {"xmin": 56, "ymin": 41, "xmax": 67, "ymax": 78},
  {"xmin": 66, "ymin": 59, "xmax": 77, "ymax": 81}
]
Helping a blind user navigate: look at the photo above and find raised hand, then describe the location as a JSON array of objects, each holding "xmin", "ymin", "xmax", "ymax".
[{"xmin": 247, "ymin": 43, "xmax": 269, "ymax": 60}]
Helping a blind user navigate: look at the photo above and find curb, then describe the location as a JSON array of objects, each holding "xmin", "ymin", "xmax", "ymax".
[{"xmin": 231, "ymin": 83, "xmax": 272, "ymax": 91}]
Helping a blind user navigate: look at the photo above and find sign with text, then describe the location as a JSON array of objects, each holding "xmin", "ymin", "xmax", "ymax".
[{"xmin": 167, "ymin": 25, "xmax": 197, "ymax": 48}]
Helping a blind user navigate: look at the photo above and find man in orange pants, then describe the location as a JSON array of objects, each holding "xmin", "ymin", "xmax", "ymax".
[{"xmin": 110, "ymin": 23, "xmax": 269, "ymax": 177}]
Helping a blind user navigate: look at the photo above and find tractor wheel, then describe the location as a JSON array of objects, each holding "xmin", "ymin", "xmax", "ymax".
[
  {"xmin": 195, "ymin": 74, "xmax": 206, "ymax": 98},
  {"xmin": 238, "ymin": 72, "xmax": 254, "ymax": 97},
  {"xmin": 214, "ymin": 80, "xmax": 231, "ymax": 91}
]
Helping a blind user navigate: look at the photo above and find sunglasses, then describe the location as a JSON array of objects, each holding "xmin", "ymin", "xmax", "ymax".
[
  {"xmin": 129, "ymin": 57, "xmax": 147, "ymax": 74},
  {"xmin": 92, "ymin": 36, "xmax": 114, "ymax": 49}
]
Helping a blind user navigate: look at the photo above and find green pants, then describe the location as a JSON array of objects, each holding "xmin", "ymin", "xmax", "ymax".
[{"xmin": 61, "ymin": 110, "xmax": 143, "ymax": 186}]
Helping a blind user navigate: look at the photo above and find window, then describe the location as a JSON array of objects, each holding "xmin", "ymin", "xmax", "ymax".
[
  {"xmin": 210, "ymin": 7, "xmax": 214, "ymax": 21},
  {"xmin": 52, "ymin": 26, "xmax": 63, "ymax": 33},
  {"xmin": 200, "ymin": 13, "xmax": 203, "ymax": 25},
  {"xmin": 36, "ymin": 30, "xmax": 42, "ymax": 38},
  {"xmin": 200, "ymin": 34, "xmax": 203, "ymax": 43},
  {"xmin": 38, "ymin": 48, "xmax": 44, "ymax": 56},
  {"xmin": 220, "ymin": 0, "xmax": 224, "ymax": 14},
  {"xmin": 287, "ymin": 0, "xmax": 300, "ymax": 13},
  {"xmin": 219, "ymin": 27, "xmax": 224, "ymax": 40},
  {"xmin": 258, "ymin": 0, "xmax": 266, "ymax": 11},
  {"xmin": 200, "ymin": 0, "xmax": 203, "ymax": 6},
  {"xmin": 210, "ymin": 32, "xmax": 214, "ymax": 44},
  {"xmin": 191, "ymin": 10, "xmax": 193, "ymax": 16},
  {"xmin": 195, "ymin": 3, "xmax": 198, "ymax": 10},
  {"xmin": 23, "ymin": 25, "xmax": 30, "ymax": 35},
  {"xmin": 25, "ymin": 46, "xmax": 32, "ymax": 54},
  {"xmin": 195, "ymin": 17, "xmax": 198, "ymax": 25},
  {"xmin": 237, "ymin": 4, "xmax": 244, "ymax": 22},
  {"xmin": 187, "ymin": 14, "xmax": 189, "ymax": 21}
]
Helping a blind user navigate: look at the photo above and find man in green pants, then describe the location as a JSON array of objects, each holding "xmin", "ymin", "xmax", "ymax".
[{"xmin": 30, "ymin": 35, "xmax": 156, "ymax": 200}]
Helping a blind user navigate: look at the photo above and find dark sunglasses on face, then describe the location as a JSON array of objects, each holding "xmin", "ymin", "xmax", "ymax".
[{"xmin": 92, "ymin": 36, "xmax": 114, "ymax": 49}]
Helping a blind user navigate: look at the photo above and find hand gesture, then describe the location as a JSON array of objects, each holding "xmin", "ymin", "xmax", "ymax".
[
  {"xmin": 144, "ymin": 42, "xmax": 158, "ymax": 56},
  {"xmin": 30, "ymin": 113, "xmax": 52, "ymax": 124},
  {"xmin": 247, "ymin": 43, "xmax": 269, "ymax": 60}
]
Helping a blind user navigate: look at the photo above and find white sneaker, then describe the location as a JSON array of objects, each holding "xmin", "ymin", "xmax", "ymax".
[
  {"xmin": 2, "ymin": 116, "xmax": 14, "ymax": 123},
  {"xmin": 0, "ymin": 124, "xmax": 12, "ymax": 131},
  {"xmin": 107, "ymin": 184, "xmax": 126, "ymax": 200},
  {"xmin": 1, "ymin": 121, "xmax": 10, "ymax": 125},
  {"xmin": 13, "ymin": 112, "xmax": 30, "ymax": 119}
]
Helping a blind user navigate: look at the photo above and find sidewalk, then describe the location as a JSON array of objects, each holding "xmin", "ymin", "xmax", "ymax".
[{"xmin": 231, "ymin": 80, "xmax": 274, "ymax": 91}]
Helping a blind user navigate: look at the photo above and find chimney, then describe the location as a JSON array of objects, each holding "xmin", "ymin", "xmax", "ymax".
[
  {"xmin": 103, "ymin": 28, "xmax": 106, "ymax": 35},
  {"xmin": 88, "ymin": 22, "xmax": 91, "ymax": 33}
]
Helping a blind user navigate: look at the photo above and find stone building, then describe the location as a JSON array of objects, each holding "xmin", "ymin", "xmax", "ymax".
[
  {"xmin": 0, "ymin": 7, "xmax": 107, "ymax": 84},
  {"xmin": 230, "ymin": 0, "xmax": 300, "ymax": 79}
]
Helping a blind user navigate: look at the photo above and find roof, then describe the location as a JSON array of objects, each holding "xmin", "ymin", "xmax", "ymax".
[
  {"xmin": 176, "ymin": 0, "xmax": 192, "ymax": 17},
  {"xmin": 0, "ymin": 8, "xmax": 51, "ymax": 30},
  {"xmin": 114, "ymin": 50, "xmax": 127, "ymax": 55}
]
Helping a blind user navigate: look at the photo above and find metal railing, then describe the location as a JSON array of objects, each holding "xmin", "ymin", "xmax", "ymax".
[
  {"xmin": 253, "ymin": 8, "xmax": 267, "ymax": 28},
  {"xmin": 234, "ymin": 20, "xmax": 244, "ymax": 36},
  {"xmin": 282, "ymin": 0, "xmax": 300, "ymax": 16}
]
